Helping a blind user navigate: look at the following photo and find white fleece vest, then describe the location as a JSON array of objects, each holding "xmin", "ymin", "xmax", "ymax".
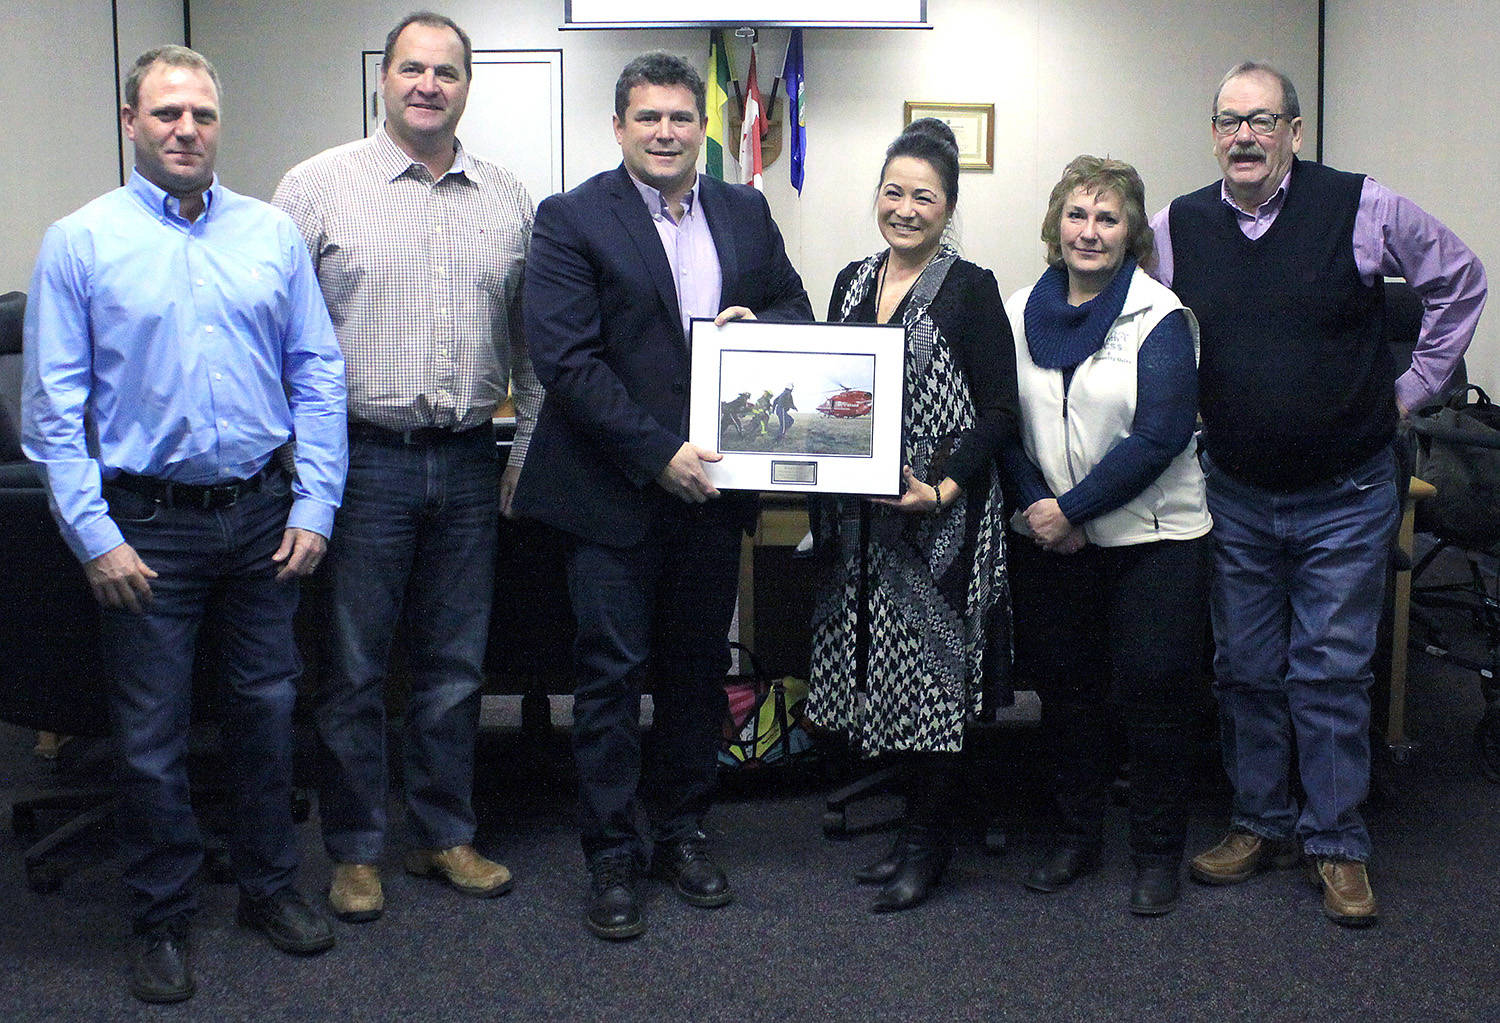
[{"xmin": 1008, "ymin": 267, "xmax": 1212, "ymax": 547}]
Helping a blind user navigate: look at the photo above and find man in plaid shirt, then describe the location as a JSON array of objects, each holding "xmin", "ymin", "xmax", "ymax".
[{"xmin": 274, "ymin": 11, "xmax": 539, "ymax": 924}]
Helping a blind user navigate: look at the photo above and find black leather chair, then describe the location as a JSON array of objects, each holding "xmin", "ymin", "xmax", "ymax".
[
  {"xmin": 1407, "ymin": 382, "xmax": 1500, "ymax": 778},
  {"xmin": 0, "ymin": 291, "xmax": 118, "ymax": 891},
  {"xmin": 487, "ymin": 421, "xmax": 575, "ymax": 734},
  {"xmin": 1371, "ymin": 283, "xmax": 1500, "ymax": 779}
]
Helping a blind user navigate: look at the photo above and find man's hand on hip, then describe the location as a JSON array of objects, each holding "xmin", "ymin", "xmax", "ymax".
[
  {"xmin": 85, "ymin": 542, "xmax": 158, "ymax": 613},
  {"xmin": 656, "ymin": 442, "xmax": 723, "ymax": 503}
]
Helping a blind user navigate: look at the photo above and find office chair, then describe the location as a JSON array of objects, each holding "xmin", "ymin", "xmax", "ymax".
[
  {"xmin": 1407, "ymin": 387, "xmax": 1500, "ymax": 781},
  {"xmin": 0, "ymin": 291, "xmax": 118, "ymax": 891}
]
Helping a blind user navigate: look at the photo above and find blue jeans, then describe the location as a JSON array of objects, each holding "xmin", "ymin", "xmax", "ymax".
[
  {"xmin": 318, "ymin": 426, "xmax": 498, "ymax": 862},
  {"xmin": 1205, "ymin": 447, "xmax": 1398, "ymax": 862},
  {"xmin": 565, "ymin": 498, "xmax": 741, "ymax": 864},
  {"xmin": 100, "ymin": 470, "xmax": 302, "ymax": 932}
]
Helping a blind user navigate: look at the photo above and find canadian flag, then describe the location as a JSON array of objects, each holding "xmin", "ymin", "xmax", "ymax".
[{"xmin": 738, "ymin": 44, "xmax": 765, "ymax": 190}]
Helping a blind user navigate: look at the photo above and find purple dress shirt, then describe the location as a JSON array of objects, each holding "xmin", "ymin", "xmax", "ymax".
[
  {"xmin": 1149, "ymin": 169, "xmax": 1487, "ymax": 413},
  {"xmin": 628, "ymin": 172, "xmax": 723, "ymax": 337}
]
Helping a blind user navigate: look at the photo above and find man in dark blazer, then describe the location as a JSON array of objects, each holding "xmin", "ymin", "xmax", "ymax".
[{"xmin": 513, "ymin": 51, "xmax": 811, "ymax": 940}]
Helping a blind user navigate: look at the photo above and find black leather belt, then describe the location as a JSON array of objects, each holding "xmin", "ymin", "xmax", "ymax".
[
  {"xmin": 348, "ymin": 421, "xmax": 492, "ymax": 446},
  {"xmin": 108, "ymin": 463, "xmax": 280, "ymax": 510}
]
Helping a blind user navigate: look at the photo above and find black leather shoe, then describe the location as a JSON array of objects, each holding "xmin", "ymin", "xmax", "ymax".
[
  {"xmin": 588, "ymin": 854, "xmax": 645, "ymax": 941},
  {"xmin": 129, "ymin": 922, "xmax": 194, "ymax": 1004},
  {"xmin": 1023, "ymin": 846, "xmax": 1098, "ymax": 894},
  {"xmin": 871, "ymin": 827, "xmax": 951, "ymax": 913},
  {"xmin": 237, "ymin": 888, "xmax": 335, "ymax": 954},
  {"xmin": 652, "ymin": 833, "xmax": 732, "ymax": 908},
  {"xmin": 853, "ymin": 834, "xmax": 904, "ymax": 885},
  {"xmin": 1129, "ymin": 863, "xmax": 1181, "ymax": 916}
]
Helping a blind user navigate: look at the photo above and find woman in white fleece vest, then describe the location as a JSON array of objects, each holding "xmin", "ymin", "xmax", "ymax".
[{"xmin": 1002, "ymin": 155, "xmax": 1211, "ymax": 917}]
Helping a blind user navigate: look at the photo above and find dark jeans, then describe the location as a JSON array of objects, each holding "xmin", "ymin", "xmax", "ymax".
[
  {"xmin": 564, "ymin": 498, "xmax": 741, "ymax": 864},
  {"xmin": 1205, "ymin": 448, "xmax": 1397, "ymax": 861},
  {"xmin": 1010, "ymin": 534, "xmax": 1212, "ymax": 864},
  {"xmin": 317, "ymin": 426, "xmax": 498, "ymax": 862},
  {"xmin": 100, "ymin": 471, "xmax": 302, "ymax": 932}
]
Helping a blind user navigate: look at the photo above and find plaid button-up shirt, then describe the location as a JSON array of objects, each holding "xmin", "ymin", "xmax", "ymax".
[{"xmin": 274, "ymin": 128, "xmax": 541, "ymax": 464}]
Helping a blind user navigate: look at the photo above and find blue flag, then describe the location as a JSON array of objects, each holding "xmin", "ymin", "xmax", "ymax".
[{"xmin": 783, "ymin": 29, "xmax": 806, "ymax": 194}]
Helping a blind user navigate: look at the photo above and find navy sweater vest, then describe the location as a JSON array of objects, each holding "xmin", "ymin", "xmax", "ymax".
[{"xmin": 1169, "ymin": 159, "xmax": 1395, "ymax": 491}]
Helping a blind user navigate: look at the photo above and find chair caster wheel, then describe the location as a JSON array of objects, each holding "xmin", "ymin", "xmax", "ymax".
[
  {"xmin": 12, "ymin": 806, "xmax": 38, "ymax": 840},
  {"xmin": 822, "ymin": 809, "xmax": 848, "ymax": 837}
]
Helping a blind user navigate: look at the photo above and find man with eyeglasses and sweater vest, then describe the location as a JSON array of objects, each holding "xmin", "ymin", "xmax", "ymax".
[{"xmin": 1150, "ymin": 60, "xmax": 1486, "ymax": 927}]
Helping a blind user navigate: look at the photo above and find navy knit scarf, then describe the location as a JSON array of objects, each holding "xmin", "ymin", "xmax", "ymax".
[{"xmin": 1023, "ymin": 257, "xmax": 1137, "ymax": 369}]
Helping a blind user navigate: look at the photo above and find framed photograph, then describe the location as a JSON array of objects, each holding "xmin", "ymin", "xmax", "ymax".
[
  {"xmin": 688, "ymin": 319, "xmax": 906, "ymax": 495},
  {"xmin": 902, "ymin": 101, "xmax": 994, "ymax": 171}
]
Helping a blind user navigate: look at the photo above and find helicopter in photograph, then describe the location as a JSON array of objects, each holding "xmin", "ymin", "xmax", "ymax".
[{"xmin": 816, "ymin": 382, "xmax": 873, "ymax": 419}]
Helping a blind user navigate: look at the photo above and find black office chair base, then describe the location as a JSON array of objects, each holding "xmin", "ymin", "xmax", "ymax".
[
  {"xmin": 16, "ymin": 789, "xmax": 118, "ymax": 893},
  {"xmin": 822, "ymin": 765, "xmax": 901, "ymax": 837}
]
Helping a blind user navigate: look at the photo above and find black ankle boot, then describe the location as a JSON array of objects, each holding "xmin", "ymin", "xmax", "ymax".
[
  {"xmin": 871, "ymin": 826, "xmax": 951, "ymax": 913},
  {"xmin": 1129, "ymin": 862, "xmax": 1181, "ymax": 916},
  {"xmin": 1023, "ymin": 846, "xmax": 1099, "ymax": 893},
  {"xmin": 853, "ymin": 832, "xmax": 906, "ymax": 885}
]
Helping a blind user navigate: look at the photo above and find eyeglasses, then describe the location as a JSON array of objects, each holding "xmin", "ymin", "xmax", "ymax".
[{"xmin": 1211, "ymin": 112, "xmax": 1289, "ymax": 136}]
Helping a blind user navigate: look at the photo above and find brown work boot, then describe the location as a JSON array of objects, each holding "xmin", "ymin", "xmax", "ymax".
[
  {"xmin": 405, "ymin": 845, "xmax": 514, "ymax": 898},
  {"xmin": 328, "ymin": 863, "xmax": 383, "ymax": 923},
  {"xmin": 1190, "ymin": 829, "xmax": 1301, "ymax": 884},
  {"xmin": 1309, "ymin": 858, "xmax": 1378, "ymax": 927}
]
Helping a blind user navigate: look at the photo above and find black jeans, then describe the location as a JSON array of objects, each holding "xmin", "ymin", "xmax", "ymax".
[
  {"xmin": 1010, "ymin": 534, "xmax": 1211, "ymax": 864},
  {"xmin": 564, "ymin": 501, "xmax": 742, "ymax": 864}
]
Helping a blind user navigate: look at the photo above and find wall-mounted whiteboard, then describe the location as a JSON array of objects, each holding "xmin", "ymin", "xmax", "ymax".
[
  {"xmin": 363, "ymin": 49, "xmax": 565, "ymax": 204},
  {"xmin": 563, "ymin": 1, "xmax": 926, "ymax": 28}
]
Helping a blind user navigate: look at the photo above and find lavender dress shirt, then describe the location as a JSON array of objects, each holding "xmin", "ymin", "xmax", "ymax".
[{"xmin": 628, "ymin": 172, "xmax": 724, "ymax": 336}]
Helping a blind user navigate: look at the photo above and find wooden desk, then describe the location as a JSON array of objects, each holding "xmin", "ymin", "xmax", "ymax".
[{"xmin": 1387, "ymin": 476, "xmax": 1437, "ymax": 758}]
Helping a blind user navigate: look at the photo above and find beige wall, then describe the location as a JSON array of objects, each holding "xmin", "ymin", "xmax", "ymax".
[
  {"xmin": 7, "ymin": 1, "xmax": 1319, "ymax": 305},
  {"xmin": 191, "ymin": 0, "xmax": 1317, "ymax": 312},
  {"xmin": 1, "ymin": 1, "xmax": 184, "ymax": 292},
  {"xmin": 2, "ymin": 4, "xmax": 118, "ymax": 291},
  {"xmin": 1323, "ymin": 0, "xmax": 1495, "ymax": 392}
]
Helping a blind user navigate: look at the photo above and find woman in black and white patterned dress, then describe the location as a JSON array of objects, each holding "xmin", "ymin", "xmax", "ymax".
[{"xmin": 805, "ymin": 119, "xmax": 1019, "ymax": 912}]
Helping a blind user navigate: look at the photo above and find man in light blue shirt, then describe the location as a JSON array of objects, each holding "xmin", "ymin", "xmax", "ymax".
[{"xmin": 22, "ymin": 45, "xmax": 347, "ymax": 1004}]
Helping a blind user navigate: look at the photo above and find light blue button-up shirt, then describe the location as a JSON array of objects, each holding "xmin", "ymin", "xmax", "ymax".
[{"xmin": 22, "ymin": 171, "xmax": 348, "ymax": 562}]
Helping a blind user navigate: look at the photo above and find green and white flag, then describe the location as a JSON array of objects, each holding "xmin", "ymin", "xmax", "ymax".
[{"xmin": 705, "ymin": 30, "xmax": 732, "ymax": 180}]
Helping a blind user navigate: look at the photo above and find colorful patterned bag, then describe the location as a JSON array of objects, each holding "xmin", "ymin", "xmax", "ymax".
[{"xmin": 720, "ymin": 644, "xmax": 815, "ymax": 769}]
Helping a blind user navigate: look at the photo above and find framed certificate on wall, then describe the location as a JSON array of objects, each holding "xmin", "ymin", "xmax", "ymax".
[{"xmin": 903, "ymin": 101, "xmax": 994, "ymax": 171}]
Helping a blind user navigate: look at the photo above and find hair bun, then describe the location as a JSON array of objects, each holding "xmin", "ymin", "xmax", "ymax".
[{"xmin": 902, "ymin": 117, "xmax": 958, "ymax": 153}]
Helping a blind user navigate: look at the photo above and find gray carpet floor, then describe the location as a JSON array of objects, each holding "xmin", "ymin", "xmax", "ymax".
[{"xmin": 4, "ymin": 548, "xmax": 1500, "ymax": 1021}]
